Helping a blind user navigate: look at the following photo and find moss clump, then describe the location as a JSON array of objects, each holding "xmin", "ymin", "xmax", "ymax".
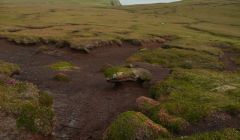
[
  {"xmin": 171, "ymin": 128, "xmax": 240, "ymax": 140},
  {"xmin": 53, "ymin": 73, "xmax": 70, "ymax": 82},
  {"xmin": 128, "ymin": 48, "xmax": 223, "ymax": 70},
  {"xmin": 49, "ymin": 61, "xmax": 75, "ymax": 71},
  {"xmin": 0, "ymin": 60, "xmax": 20, "ymax": 76},
  {"xmin": 149, "ymin": 69, "xmax": 240, "ymax": 123},
  {"xmin": 103, "ymin": 111, "xmax": 169, "ymax": 140}
]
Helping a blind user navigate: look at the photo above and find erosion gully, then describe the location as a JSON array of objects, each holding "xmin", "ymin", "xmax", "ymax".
[{"xmin": 0, "ymin": 40, "xmax": 169, "ymax": 140}]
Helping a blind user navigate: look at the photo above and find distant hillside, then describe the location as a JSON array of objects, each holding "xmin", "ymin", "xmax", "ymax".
[{"xmin": 1, "ymin": 0, "xmax": 121, "ymax": 6}]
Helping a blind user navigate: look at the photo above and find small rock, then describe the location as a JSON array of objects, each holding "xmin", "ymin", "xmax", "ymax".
[
  {"xmin": 212, "ymin": 85, "xmax": 237, "ymax": 92},
  {"xmin": 132, "ymin": 68, "xmax": 152, "ymax": 81}
]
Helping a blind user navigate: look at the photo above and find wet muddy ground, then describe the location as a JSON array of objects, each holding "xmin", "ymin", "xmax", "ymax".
[{"xmin": 0, "ymin": 40, "xmax": 169, "ymax": 140}]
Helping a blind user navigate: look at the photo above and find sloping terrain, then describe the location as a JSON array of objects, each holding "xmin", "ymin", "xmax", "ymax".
[{"xmin": 1, "ymin": 0, "xmax": 120, "ymax": 6}]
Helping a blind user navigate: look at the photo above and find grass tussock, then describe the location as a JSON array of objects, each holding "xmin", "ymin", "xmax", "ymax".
[
  {"xmin": 103, "ymin": 111, "xmax": 169, "ymax": 140},
  {"xmin": 49, "ymin": 61, "xmax": 75, "ymax": 71},
  {"xmin": 0, "ymin": 0, "xmax": 239, "ymax": 51},
  {"xmin": 128, "ymin": 48, "xmax": 223, "ymax": 70}
]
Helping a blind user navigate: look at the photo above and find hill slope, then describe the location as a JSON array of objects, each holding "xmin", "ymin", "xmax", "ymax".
[{"xmin": 0, "ymin": 0, "xmax": 120, "ymax": 6}]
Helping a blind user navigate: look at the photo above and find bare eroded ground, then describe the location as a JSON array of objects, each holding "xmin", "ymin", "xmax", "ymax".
[{"xmin": 0, "ymin": 40, "xmax": 170, "ymax": 140}]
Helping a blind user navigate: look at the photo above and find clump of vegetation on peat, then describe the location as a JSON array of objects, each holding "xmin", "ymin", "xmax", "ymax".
[
  {"xmin": 49, "ymin": 61, "xmax": 75, "ymax": 71},
  {"xmin": 128, "ymin": 48, "xmax": 223, "ymax": 70},
  {"xmin": 0, "ymin": 60, "xmax": 54, "ymax": 135},
  {"xmin": 103, "ymin": 65, "xmax": 152, "ymax": 82},
  {"xmin": 149, "ymin": 69, "xmax": 240, "ymax": 122},
  {"xmin": 0, "ymin": 60, "xmax": 20, "ymax": 76},
  {"xmin": 103, "ymin": 111, "xmax": 169, "ymax": 140}
]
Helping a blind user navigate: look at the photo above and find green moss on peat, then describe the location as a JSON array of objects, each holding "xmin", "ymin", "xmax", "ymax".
[
  {"xmin": 149, "ymin": 69, "xmax": 240, "ymax": 123},
  {"xmin": 49, "ymin": 61, "xmax": 75, "ymax": 71},
  {"xmin": 103, "ymin": 111, "xmax": 169, "ymax": 140},
  {"xmin": 128, "ymin": 48, "xmax": 223, "ymax": 70}
]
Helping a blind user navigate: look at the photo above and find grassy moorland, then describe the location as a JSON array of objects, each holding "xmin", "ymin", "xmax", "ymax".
[
  {"xmin": 0, "ymin": 0, "xmax": 240, "ymax": 139},
  {"xmin": 0, "ymin": 0, "xmax": 239, "ymax": 51}
]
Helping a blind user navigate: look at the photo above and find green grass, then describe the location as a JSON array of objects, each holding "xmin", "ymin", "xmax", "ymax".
[
  {"xmin": 128, "ymin": 48, "xmax": 223, "ymax": 70},
  {"xmin": 49, "ymin": 61, "xmax": 75, "ymax": 71},
  {"xmin": 149, "ymin": 69, "xmax": 240, "ymax": 123},
  {"xmin": 0, "ymin": 0, "xmax": 239, "ymax": 51},
  {"xmin": 103, "ymin": 111, "xmax": 169, "ymax": 140}
]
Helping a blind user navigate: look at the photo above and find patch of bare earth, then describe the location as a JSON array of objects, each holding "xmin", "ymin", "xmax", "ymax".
[
  {"xmin": 0, "ymin": 40, "xmax": 169, "ymax": 140},
  {"xmin": 221, "ymin": 50, "xmax": 239, "ymax": 72},
  {"xmin": 180, "ymin": 112, "xmax": 240, "ymax": 136},
  {"xmin": 214, "ymin": 43, "xmax": 239, "ymax": 72}
]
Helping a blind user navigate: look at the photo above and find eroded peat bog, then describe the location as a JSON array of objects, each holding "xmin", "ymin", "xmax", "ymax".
[{"xmin": 0, "ymin": 0, "xmax": 240, "ymax": 140}]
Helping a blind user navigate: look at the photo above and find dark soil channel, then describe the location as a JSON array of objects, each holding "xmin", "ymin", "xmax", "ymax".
[
  {"xmin": 180, "ymin": 112, "xmax": 240, "ymax": 136},
  {"xmin": 0, "ymin": 40, "xmax": 169, "ymax": 140},
  {"xmin": 214, "ymin": 43, "xmax": 239, "ymax": 72},
  {"xmin": 221, "ymin": 50, "xmax": 239, "ymax": 72}
]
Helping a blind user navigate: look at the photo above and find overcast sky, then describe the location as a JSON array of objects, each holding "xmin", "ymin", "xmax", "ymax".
[{"xmin": 120, "ymin": 0, "xmax": 181, "ymax": 5}]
